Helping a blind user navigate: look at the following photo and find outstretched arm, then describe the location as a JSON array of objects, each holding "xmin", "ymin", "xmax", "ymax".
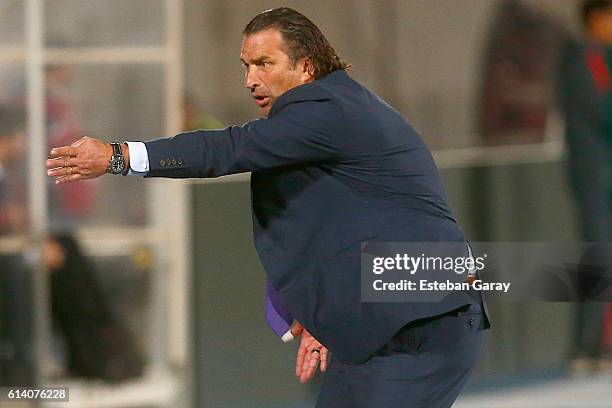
[{"xmin": 46, "ymin": 99, "xmax": 341, "ymax": 184}]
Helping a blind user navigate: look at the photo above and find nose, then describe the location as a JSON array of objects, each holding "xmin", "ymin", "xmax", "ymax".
[{"xmin": 245, "ymin": 67, "xmax": 259, "ymax": 91}]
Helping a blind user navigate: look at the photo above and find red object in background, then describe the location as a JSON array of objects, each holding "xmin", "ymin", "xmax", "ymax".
[
  {"xmin": 586, "ymin": 50, "xmax": 612, "ymax": 94},
  {"xmin": 57, "ymin": 182, "xmax": 95, "ymax": 215}
]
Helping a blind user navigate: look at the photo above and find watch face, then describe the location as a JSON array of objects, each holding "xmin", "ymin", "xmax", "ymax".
[{"xmin": 111, "ymin": 156, "xmax": 125, "ymax": 174}]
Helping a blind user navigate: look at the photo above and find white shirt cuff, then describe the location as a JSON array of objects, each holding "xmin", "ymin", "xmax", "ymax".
[
  {"xmin": 280, "ymin": 330, "xmax": 294, "ymax": 343},
  {"xmin": 125, "ymin": 141, "xmax": 149, "ymax": 175}
]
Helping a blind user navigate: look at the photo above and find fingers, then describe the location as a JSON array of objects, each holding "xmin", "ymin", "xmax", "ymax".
[
  {"xmin": 296, "ymin": 329, "xmax": 329, "ymax": 383},
  {"xmin": 45, "ymin": 156, "xmax": 79, "ymax": 170},
  {"xmin": 55, "ymin": 173, "xmax": 83, "ymax": 185},
  {"xmin": 47, "ymin": 165, "xmax": 82, "ymax": 178},
  {"xmin": 49, "ymin": 146, "xmax": 78, "ymax": 158},
  {"xmin": 297, "ymin": 345, "xmax": 326, "ymax": 383},
  {"xmin": 320, "ymin": 348, "xmax": 329, "ymax": 372},
  {"xmin": 299, "ymin": 350, "xmax": 320, "ymax": 383},
  {"xmin": 47, "ymin": 138, "xmax": 111, "ymax": 183},
  {"xmin": 47, "ymin": 147, "xmax": 80, "ymax": 183},
  {"xmin": 296, "ymin": 341, "xmax": 307, "ymax": 377}
]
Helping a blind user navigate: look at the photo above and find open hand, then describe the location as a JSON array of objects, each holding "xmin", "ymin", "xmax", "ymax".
[
  {"xmin": 295, "ymin": 325, "xmax": 329, "ymax": 384},
  {"xmin": 46, "ymin": 136, "xmax": 114, "ymax": 184}
]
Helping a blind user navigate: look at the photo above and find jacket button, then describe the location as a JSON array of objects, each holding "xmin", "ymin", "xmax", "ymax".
[
  {"xmin": 178, "ymin": 158, "xmax": 183, "ymax": 165},
  {"xmin": 171, "ymin": 159, "xmax": 177, "ymax": 165},
  {"xmin": 468, "ymin": 318, "xmax": 474, "ymax": 328},
  {"xmin": 160, "ymin": 159, "xmax": 166, "ymax": 166}
]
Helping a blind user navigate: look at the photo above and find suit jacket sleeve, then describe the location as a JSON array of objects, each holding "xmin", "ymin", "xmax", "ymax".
[{"xmin": 144, "ymin": 93, "xmax": 342, "ymax": 178}]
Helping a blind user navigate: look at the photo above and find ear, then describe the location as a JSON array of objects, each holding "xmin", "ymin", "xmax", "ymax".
[{"xmin": 299, "ymin": 58, "xmax": 315, "ymax": 82}]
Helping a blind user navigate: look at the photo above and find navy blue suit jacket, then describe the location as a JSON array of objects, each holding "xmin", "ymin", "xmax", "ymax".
[{"xmin": 145, "ymin": 70, "xmax": 484, "ymax": 364}]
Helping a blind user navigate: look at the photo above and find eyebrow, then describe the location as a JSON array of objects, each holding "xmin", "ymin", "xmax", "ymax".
[{"xmin": 240, "ymin": 56, "xmax": 271, "ymax": 65}]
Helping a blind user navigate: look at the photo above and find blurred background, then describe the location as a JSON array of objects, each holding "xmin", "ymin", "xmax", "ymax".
[{"xmin": 0, "ymin": 0, "xmax": 611, "ymax": 407}]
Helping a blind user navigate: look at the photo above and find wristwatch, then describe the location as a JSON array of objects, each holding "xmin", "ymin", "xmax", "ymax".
[{"xmin": 108, "ymin": 142, "xmax": 128, "ymax": 175}]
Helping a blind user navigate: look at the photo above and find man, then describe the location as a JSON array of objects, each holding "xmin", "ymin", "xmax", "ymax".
[
  {"xmin": 1, "ymin": 106, "xmax": 34, "ymax": 387},
  {"xmin": 46, "ymin": 8, "xmax": 489, "ymax": 407},
  {"xmin": 558, "ymin": 0, "xmax": 612, "ymax": 373},
  {"xmin": 0, "ymin": 106, "xmax": 27, "ymax": 234}
]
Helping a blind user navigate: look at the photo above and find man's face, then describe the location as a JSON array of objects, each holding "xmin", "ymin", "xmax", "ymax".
[
  {"xmin": 240, "ymin": 28, "xmax": 313, "ymax": 116},
  {"xmin": 588, "ymin": 9, "xmax": 612, "ymax": 45}
]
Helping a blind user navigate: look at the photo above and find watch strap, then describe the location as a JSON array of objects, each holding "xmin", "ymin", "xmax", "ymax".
[
  {"xmin": 109, "ymin": 142, "xmax": 128, "ymax": 175},
  {"xmin": 118, "ymin": 143, "xmax": 130, "ymax": 175},
  {"xmin": 110, "ymin": 142, "xmax": 122, "ymax": 157}
]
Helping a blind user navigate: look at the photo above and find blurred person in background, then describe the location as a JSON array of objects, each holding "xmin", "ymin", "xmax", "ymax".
[
  {"xmin": 45, "ymin": 65, "xmax": 99, "ymax": 226},
  {"xmin": 44, "ymin": 232, "xmax": 144, "ymax": 382},
  {"xmin": 480, "ymin": 0, "xmax": 568, "ymax": 146},
  {"xmin": 0, "ymin": 106, "xmax": 27, "ymax": 235},
  {"xmin": 182, "ymin": 93, "xmax": 224, "ymax": 132},
  {"xmin": 0, "ymin": 106, "xmax": 33, "ymax": 386},
  {"xmin": 0, "ymin": 251, "xmax": 34, "ymax": 387},
  {"xmin": 3, "ymin": 65, "xmax": 99, "ymax": 226},
  {"xmin": 46, "ymin": 7, "xmax": 490, "ymax": 407},
  {"xmin": 558, "ymin": 0, "xmax": 612, "ymax": 374}
]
